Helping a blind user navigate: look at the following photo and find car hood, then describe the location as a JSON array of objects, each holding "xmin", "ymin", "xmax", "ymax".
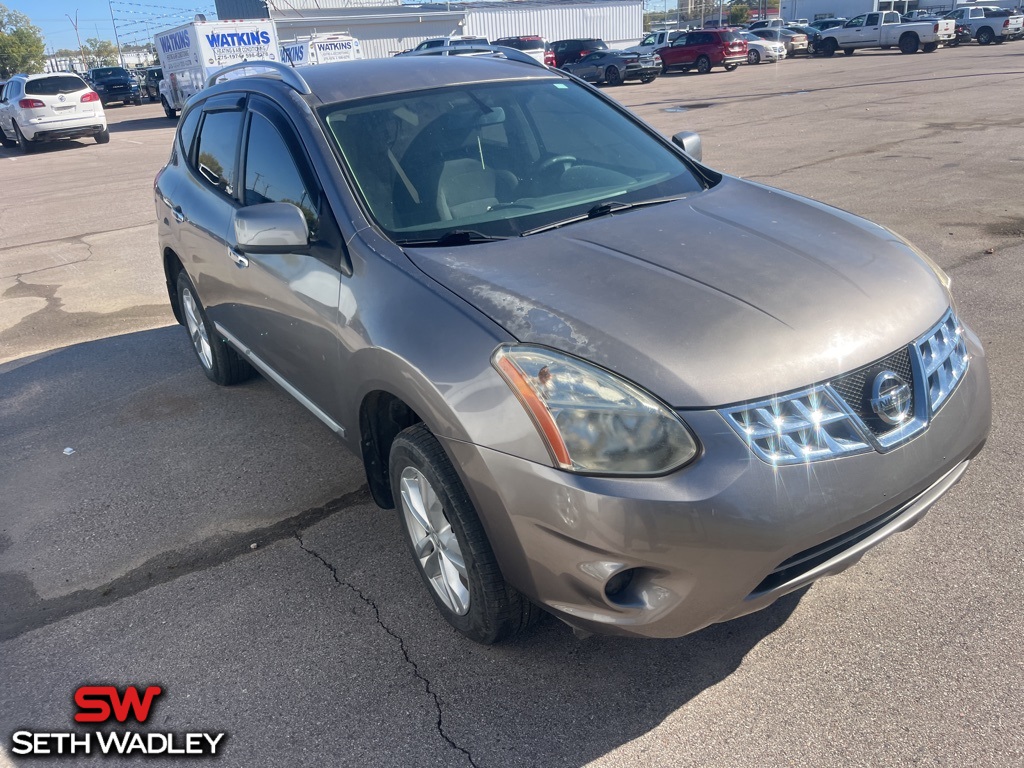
[{"xmin": 405, "ymin": 177, "xmax": 951, "ymax": 408}]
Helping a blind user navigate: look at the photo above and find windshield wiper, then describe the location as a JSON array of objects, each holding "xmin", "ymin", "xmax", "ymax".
[
  {"xmin": 519, "ymin": 196, "xmax": 688, "ymax": 237},
  {"xmin": 396, "ymin": 229, "xmax": 509, "ymax": 247}
]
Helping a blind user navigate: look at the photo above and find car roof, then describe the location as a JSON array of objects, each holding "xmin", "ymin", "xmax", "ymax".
[{"xmin": 297, "ymin": 56, "xmax": 559, "ymax": 105}]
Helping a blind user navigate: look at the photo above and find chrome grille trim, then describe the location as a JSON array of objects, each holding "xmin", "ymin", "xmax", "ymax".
[
  {"xmin": 915, "ymin": 309, "xmax": 969, "ymax": 414},
  {"xmin": 720, "ymin": 308, "xmax": 969, "ymax": 465}
]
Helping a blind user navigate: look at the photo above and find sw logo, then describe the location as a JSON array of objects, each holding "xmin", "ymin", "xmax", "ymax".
[
  {"xmin": 8, "ymin": 685, "xmax": 226, "ymax": 758},
  {"xmin": 74, "ymin": 685, "xmax": 163, "ymax": 723}
]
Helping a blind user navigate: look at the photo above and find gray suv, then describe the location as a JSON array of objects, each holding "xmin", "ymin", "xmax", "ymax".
[{"xmin": 155, "ymin": 56, "xmax": 990, "ymax": 643}]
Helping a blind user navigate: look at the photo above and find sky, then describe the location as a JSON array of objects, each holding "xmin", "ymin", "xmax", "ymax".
[{"xmin": 9, "ymin": 0, "xmax": 219, "ymax": 54}]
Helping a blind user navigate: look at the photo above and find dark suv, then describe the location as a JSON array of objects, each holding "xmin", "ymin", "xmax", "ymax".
[
  {"xmin": 87, "ymin": 66, "xmax": 142, "ymax": 106},
  {"xmin": 550, "ymin": 38, "xmax": 608, "ymax": 67},
  {"xmin": 656, "ymin": 29, "xmax": 747, "ymax": 73},
  {"xmin": 142, "ymin": 66, "xmax": 162, "ymax": 102}
]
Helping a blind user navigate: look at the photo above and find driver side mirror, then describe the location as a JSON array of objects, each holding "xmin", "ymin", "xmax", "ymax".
[
  {"xmin": 232, "ymin": 202, "xmax": 310, "ymax": 254},
  {"xmin": 671, "ymin": 131, "xmax": 702, "ymax": 163}
]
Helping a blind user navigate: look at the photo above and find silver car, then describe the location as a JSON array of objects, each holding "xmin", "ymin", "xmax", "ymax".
[{"xmin": 155, "ymin": 56, "xmax": 990, "ymax": 643}]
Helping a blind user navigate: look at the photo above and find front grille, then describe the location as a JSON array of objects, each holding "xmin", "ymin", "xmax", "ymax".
[
  {"xmin": 719, "ymin": 308, "xmax": 969, "ymax": 464},
  {"xmin": 830, "ymin": 347, "xmax": 915, "ymax": 437}
]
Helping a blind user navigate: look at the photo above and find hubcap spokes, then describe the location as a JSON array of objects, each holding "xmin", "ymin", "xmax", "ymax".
[
  {"xmin": 400, "ymin": 467, "xmax": 470, "ymax": 616},
  {"xmin": 181, "ymin": 288, "xmax": 213, "ymax": 370}
]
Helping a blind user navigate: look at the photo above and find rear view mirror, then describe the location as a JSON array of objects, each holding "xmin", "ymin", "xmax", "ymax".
[
  {"xmin": 232, "ymin": 202, "xmax": 309, "ymax": 254},
  {"xmin": 671, "ymin": 131, "xmax": 702, "ymax": 163}
]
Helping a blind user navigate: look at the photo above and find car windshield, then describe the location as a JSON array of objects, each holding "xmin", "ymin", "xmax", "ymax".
[
  {"xmin": 25, "ymin": 75, "xmax": 87, "ymax": 95},
  {"xmin": 319, "ymin": 79, "xmax": 705, "ymax": 243},
  {"xmin": 91, "ymin": 67, "xmax": 130, "ymax": 80}
]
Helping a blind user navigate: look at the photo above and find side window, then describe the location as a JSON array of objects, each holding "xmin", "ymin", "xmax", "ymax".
[
  {"xmin": 866, "ymin": 13, "xmax": 880, "ymax": 25},
  {"xmin": 243, "ymin": 111, "xmax": 318, "ymax": 232},
  {"xmin": 177, "ymin": 105, "xmax": 202, "ymax": 157},
  {"xmin": 194, "ymin": 108, "xmax": 243, "ymax": 196},
  {"xmin": 847, "ymin": 15, "xmax": 867, "ymax": 26}
]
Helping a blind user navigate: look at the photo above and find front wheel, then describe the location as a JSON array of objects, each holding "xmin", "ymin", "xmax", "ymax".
[
  {"xmin": 823, "ymin": 38, "xmax": 838, "ymax": 57},
  {"xmin": 390, "ymin": 424, "xmax": 540, "ymax": 644},
  {"xmin": 748, "ymin": 49, "xmax": 761, "ymax": 65},
  {"xmin": 696, "ymin": 55, "xmax": 712, "ymax": 74},
  {"xmin": 604, "ymin": 65, "xmax": 622, "ymax": 86},
  {"xmin": 0, "ymin": 122, "xmax": 15, "ymax": 148},
  {"xmin": 176, "ymin": 270, "xmax": 253, "ymax": 385}
]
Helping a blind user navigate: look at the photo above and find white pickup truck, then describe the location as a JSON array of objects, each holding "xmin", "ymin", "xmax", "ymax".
[
  {"xmin": 944, "ymin": 6, "xmax": 1024, "ymax": 44},
  {"xmin": 625, "ymin": 29, "xmax": 686, "ymax": 55},
  {"xmin": 819, "ymin": 10, "xmax": 955, "ymax": 56}
]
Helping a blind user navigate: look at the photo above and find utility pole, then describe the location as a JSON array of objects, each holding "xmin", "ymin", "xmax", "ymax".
[
  {"xmin": 66, "ymin": 11, "xmax": 89, "ymax": 73},
  {"xmin": 108, "ymin": 0, "xmax": 125, "ymax": 67}
]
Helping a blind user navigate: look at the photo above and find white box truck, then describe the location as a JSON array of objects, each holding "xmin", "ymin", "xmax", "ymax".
[
  {"xmin": 154, "ymin": 17, "xmax": 279, "ymax": 118},
  {"xmin": 280, "ymin": 34, "xmax": 363, "ymax": 67}
]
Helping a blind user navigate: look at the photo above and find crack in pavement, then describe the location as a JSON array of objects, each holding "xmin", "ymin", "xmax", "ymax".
[
  {"xmin": 0, "ymin": 486, "xmax": 372, "ymax": 643},
  {"xmin": 0, "ymin": 221, "xmax": 155, "ymax": 261},
  {"xmin": 294, "ymin": 533, "xmax": 479, "ymax": 768}
]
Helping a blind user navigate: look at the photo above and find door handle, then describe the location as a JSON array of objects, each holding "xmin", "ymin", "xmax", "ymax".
[
  {"xmin": 172, "ymin": 206, "xmax": 186, "ymax": 223},
  {"xmin": 228, "ymin": 249, "xmax": 249, "ymax": 269}
]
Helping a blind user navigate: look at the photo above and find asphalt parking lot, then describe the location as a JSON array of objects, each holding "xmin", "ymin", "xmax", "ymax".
[{"xmin": 1, "ymin": 45, "xmax": 1023, "ymax": 766}]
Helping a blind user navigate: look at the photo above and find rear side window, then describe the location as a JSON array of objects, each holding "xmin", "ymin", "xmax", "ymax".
[
  {"xmin": 25, "ymin": 76, "xmax": 87, "ymax": 95},
  {"xmin": 177, "ymin": 105, "xmax": 202, "ymax": 157},
  {"xmin": 195, "ymin": 110, "xmax": 243, "ymax": 196}
]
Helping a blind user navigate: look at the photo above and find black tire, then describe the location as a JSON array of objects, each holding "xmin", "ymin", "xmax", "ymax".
[
  {"xmin": 390, "ymin": 424, "xmax": 540, "ymax": 645},
  {"xmin": 0, "ymin": 121, "xmax": 15, "ymax": 148},
  {"xmin": 948, "ymin": 37, "xmax": 960, "ymax": 48},
  {"xmin": 923, "ymin": 42, "xmax": 939, "ymax": 53},
  {"xmin": 639, "ymin": 74, "xmax": 656, "ymax": 83},
  {"xmin": 161, "ymin": 96, "xmax": 177, "ymax": 119},
  {"xmin": 605, "ymin": 65, "xmax": 622, "ymax": 86},
  {"xmin": 724, "ymin": 62, "xmax": 738, "ymax": 71},
  {"xmin": 175, "ymin": 270, "xmax": 254, "ymax": 386},
  {"xmin": 696, "ymin": 55, "xmax": 712, "ymax": 74},
  {"xmin": 977, "ymin": 27, "xmax": 994, "ymax": 45},
  {"xmin": 95, "ymin": 129, "xmax": 110, "ymax": 145},
  {"xmin": 900, "ymin": 33, "xmax": 919, "ymax": 54},
  {"xmin": 13, "ymin": 123, "xmax": 33, "ymax": 154},
  {"xmin": 993, "ymin": 36, "xmax": 1004, "ymax": 45},
  {"xmin": 823, "ymin": 38, "xmax": 838, "ymax": 57},
  {"xmin": 748, "ymin": 49, "xmax": 761, "ymax": 65},
  {"xmin": 880, "ymin": 45, "xmax": 892, "ymax": 50},
  {"xmin": 843, "ymin": 47, "xmax": 855, "ymax": 56},
  {"xmin": 133, "ymin": 95, "xmax": 143, "ymax": 106}
]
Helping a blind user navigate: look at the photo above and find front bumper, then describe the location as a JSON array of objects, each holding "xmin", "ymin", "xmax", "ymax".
[{"xmin": 443, "ymin": 333, "xmax": 990, "ymax": 638}]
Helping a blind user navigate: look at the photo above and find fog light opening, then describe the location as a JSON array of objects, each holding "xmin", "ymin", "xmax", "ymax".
[{"xmin": 604, "ymin": 568, "xmax": 637, "ymax": 605}]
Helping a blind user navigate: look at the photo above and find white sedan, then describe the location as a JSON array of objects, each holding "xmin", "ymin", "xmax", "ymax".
[{"xmin": 741, "ymin": 31, "xmax": 787, "ymax": 64}]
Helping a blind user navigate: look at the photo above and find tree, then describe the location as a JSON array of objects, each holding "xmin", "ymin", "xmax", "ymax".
[
  {"xmin": 729, "ymin": 4, "xmax": 751, "ymax": 25},
  {"xmin": 0, "ymin": 4, "xmax": 46, "ymax": 78},
  {"xmin": 84, "ymin": 37, "xmax": 119, "ymax": 66}
]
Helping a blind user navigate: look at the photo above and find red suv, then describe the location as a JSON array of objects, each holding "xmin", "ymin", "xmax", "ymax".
[{"xmin": 656, "ymin": 29, "xmax": 747, "ymax": 74}]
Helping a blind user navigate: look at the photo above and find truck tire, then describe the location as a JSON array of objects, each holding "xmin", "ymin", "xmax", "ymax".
[
  {"xmin": 923, "ymin": 42, "xmax": 939, "ymax": 52},
  {"xmin": 977, "ymin": 27, "xmax": 994, "ymax": 45},
  {"xmin": 899, "ymin": 33, "xmax": 920, "ymax": 54},
  {"xmin": 823, "ymin": 38, "xmax": 837, "ymax": 57},
  {"xmin": 161, "ymin": 96, "xmax": 177, "ymax": 119},
  {"xmin": 843, "ymin": 47, "xmax": 855, "ymax": 56}
]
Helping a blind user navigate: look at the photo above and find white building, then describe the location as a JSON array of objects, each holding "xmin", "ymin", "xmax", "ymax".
[{"xmin": 215, "ymin": 0, "xmax": 644, "ymax": 60}]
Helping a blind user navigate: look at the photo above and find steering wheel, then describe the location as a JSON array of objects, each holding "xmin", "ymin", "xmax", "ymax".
[{"xmin": 537, "ymin": 155, "xmax": 577, "ymax": 174}]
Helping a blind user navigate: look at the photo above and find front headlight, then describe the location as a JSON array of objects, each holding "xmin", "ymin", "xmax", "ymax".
[{"xmin": 493, "ymin": 345, "xmax": 699, "ymax": 475}]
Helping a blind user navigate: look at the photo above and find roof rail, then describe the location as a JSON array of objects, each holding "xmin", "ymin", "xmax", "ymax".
[
  {"xmin": 204, "ymin": 60, "xmax": 312, "ymax": 95},
  {"xmin": 407, "ymin": 45, "xmax": 550, "ymax": 70}
]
